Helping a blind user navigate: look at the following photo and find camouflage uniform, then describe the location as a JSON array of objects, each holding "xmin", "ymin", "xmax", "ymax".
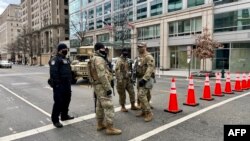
[
  {"xmin": 136, "ymin": 52, "xmax": 155, "ymax": 121},
  {"xmin": 89, "ymin": 51, "xmax": 121, "ymax": 135},
  {"xmin": 115, "ymin": 56, "xmax": 138, "ymax": 111}
]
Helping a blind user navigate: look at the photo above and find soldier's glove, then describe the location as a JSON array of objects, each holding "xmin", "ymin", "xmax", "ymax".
[
  {"xmin": 139, "ymin": 79, "xmax": 147, "ymax": 87},
  {"xmin": 107, "ymin": 90, "xmax": 112, "ymax": 96},
  {"xmin": 111, "ymin": 80, "xmax": 114, "ymax": 88}
]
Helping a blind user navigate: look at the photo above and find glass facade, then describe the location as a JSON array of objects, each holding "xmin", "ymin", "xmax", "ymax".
[
  {"xmin": 96, "ymin": 5, "xmax": 102, "ymax": 17},
  {"xmin": 214, "ymin": 0, "xmax": 240, "ymax": 5},
  {"xmin": 137, "ymin": 24, "xmax": 160, "ymax": 40},
  {"xmin": 88, "ymin": 8, "xmax": 94, "ymax": 19},
  {"xmin": 188, "ymin": 0, "xmax": 204, "ymax": 8},
  {"xmin": 169, "ymin": 17, "xmax": 202, "ymax": 37},
  {"xmin": 170, "ymin": 46, "xmax": 200, "ymax": 69},
  {"xmin": 83, "ymin": 36, "xmax": 93, "ymax": 45},
  {"xmin": 114, "ymin": 0, "xmax": 133, "ymax": 11},
  {"xmin": 137, "ymin": 4, "xmax": 147, "ymax": 20},
  {"xmin": 137, "ymin": 0, "xmax": 147, "ymax": 4},
  {"xmin": 96, "ymin": 18, "xmax": 103, "ymax": 29},
  {"xmin": 230, "ymin": 42, "xmax": 250, "ymax": 72},
  {"xmin": 150, "ymin": 0, "xmax": 162, "ymax": 17},
  {"xmin": 168, "ymin": 0, "xmax": 182, "ymax": 12},
  {"xmin": 88, "ymin": 20, "xmax": 94, "ymax": 30},
  {"xmin": 69, "ymin": 0, "xmax": 81, "ymax": 14},
  {"xmin": 214, "ymin": 8, "xmax": 250, "ymax": 33},
  {"xmin": 97, "ymin": 33, "xmax": 109, "ymax": 42},
  {"xmin": 104, "ymin": 2, "xmax": 111, "ymax": 14}
]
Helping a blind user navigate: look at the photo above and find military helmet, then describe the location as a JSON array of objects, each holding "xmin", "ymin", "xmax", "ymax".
[
  {"xmin": 57, "ymin": 43, "xmax": 68, "ymax": 51},
  {"xmin": 94, "ymin": 42, "xmax": 105, "ymax": 51}
]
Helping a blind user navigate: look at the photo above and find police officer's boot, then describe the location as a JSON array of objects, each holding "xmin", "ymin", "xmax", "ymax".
[
  {"xmin": 97, "ymin": 121, "xmax": 106, "ymax": 131},
  {"xmin": 144, "ymin": 111, "xmax": 153, "ymax": 122},
  {"xmin": 106, "ymin": 124, "xmax": 122, "ymax": 135},
  {"xmin": 131, "ymin": 102, "xmax": 139, "ymax": 110},
  {"xmin": 120, "ymin": 105, "xmax": 128, "ymax": 112},
  {"xmin": 136, "ymin": 111, "xmax": 145, "ymax": 117}
]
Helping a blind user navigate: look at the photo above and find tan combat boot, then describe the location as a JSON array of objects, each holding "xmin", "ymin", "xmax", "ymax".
[
  {"xmin": 96, "ymin": 121, "xmax": 106, "ymax": 131},
  {"xmin": 106, "ymin": 124, "xmax": 122, "ymax": 135},
  {"xmin": 120, "ymin": 105, "xmax": 128, "ymax": 112},
  {"xmin": 136, "ymin": 111, "xmax": 145, "ymax": 117},
  {"xmin": 131, "ymin": 102, "xmax": 139, "ymax": 110},
  {"xmin": 144, "ymin": 112, "xmax": 153, "ymax": 122}
]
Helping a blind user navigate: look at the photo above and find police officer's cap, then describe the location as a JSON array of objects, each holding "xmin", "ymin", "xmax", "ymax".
[
  {"xmin": 57, "ymin": 43, "xmax": 68, "ymax": 51},
  {"xmin": 94, "ymin": 42, "xmax": 105, "ymax": 51}
]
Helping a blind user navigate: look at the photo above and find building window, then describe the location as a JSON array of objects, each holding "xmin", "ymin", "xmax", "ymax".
[
  {"xmin": 188, "ymin": 0, "xmax": 204, "ymax": 8},
  {"xmin": 64, "ymin": 0, "xmax": 68, "ymax": 6},
  {"xmin": 83, "ymin": 36, "xmax": 93, "ymax": 45},
  {"xmin": 97, "ymin": 33, "xmax": 109, "ymax": 42},
  {"xmin": 104, "ymin": 15, "xmax": 111, "ymax": 25},
  {"xmin": 214, "ymin": 8, "xmax": 250, "ymax": 33},
  {"xmin": 114, "ymin": 0, "xmax": 133, "ymax": 11},
  {"xmin": 88, "ymin": 20, "xmax": 94, "ymax": 30},
  {"xmin": 169, "ymin": 17, "xmax": 202, "ymax": 37},
  {"xmin": 150, "ymin": 0, "xmax": 162, "ymax": 17},
  {"xmin": 96, "ymin": 18, "xmax": 103, "ymax": 29},
  {"xmin": 137, "ymin": 4, "xmax": 147, "ymax": 20},
  {"xmin": 104, "ymin": 2, "xmax": 111, "ymax": 14},
  {"xmin": 65, "ymin": 9, "xmax": 69, "ymax": 15},
  {"xmin": 213, "ymin": 0, "xmax": 239, "ymax": 5},
  {"xmin": 96, "ymin": 5, "xmax": 102, "ymax": 17},
  {"xmin": 88, "ymin": 9, "xmax": 94, "ymax": 19},
  {"xmin": 137, "ymin": 0, "xmax": 147, "ymax": 4},
  {"xmin": 137, "ymin": 24, "xmax": 160, "ymax": 40},
  {"xmin": 88, "ymin": 0, "xmax": 94, "ymax": 3},
  {"xmin": 168, "ymin": 0, "xmax": 182, "ymax": 12}
]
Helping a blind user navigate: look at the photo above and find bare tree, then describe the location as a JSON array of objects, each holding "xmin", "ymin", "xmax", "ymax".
[{"xmin": 194, "ymin": 27, "xmax": 223, "ymax": 71}]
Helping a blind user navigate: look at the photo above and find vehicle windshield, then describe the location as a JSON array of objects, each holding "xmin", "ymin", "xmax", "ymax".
[{"xmin": 76, "ymin": 56, "xmax": 90, "ymax": 62}]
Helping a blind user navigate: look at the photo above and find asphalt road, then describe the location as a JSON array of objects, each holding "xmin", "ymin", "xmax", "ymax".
[{"xmin": 0, "ymin": 65, "xmax": 250, "ymax": 141}]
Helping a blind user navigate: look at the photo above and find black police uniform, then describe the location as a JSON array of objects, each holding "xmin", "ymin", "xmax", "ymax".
[{"xmin": 49, "ymin": 53, "xmax": 72, "ymax": 124}]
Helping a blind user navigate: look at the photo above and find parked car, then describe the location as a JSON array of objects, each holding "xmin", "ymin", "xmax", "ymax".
[{"xmin": 0, "ymin": 60, "xmax": 12, "ymax": 68}]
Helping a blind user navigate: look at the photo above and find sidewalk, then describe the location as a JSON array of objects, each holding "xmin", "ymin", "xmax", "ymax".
[{"xmin": 155, "ymin": 69, "xmax": 243, "ymax": 81}]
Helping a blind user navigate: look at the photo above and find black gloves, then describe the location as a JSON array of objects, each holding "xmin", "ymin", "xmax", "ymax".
[
  {"xmin": 139, "ymin": 79, "xmax": 147, "ymax": 87},
  {"xmin": 111, "ymin": 80, "xmax": 114, "ymax": 88},
  {"xmin": 107, "ymin": 90, "xmax": 112, "ymax": 96}
]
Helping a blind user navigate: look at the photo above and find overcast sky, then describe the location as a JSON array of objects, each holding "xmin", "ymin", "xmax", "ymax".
[{"xmin": 0, "ymin": 0, "xmax": 20, "ymax": 15}]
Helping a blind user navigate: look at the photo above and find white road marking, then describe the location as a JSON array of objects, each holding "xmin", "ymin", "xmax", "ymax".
[
  {"xmin": 129, "ymin": 91, "xmax": 250, "ymax": 141},
  {"xmin": 11, "ymin": 83, "xmax": 29, "ymax": 86},
  {"xmin": 39, "ymin": 121, "xmax": 46, "ymax": 125},
  {"xmin": 0, "ymin": 72, "xmax": 46, "ymax": 77},
  {"xmin": 0, "ymin": 84, "xmax": 51, "ymax": 117},
  {"xmin": 8, "ymin": 128, "xmax": 13, "ymax": 131},
  {"xmin": 0, "ymin": 105, "xmax": 131, "ymax": 141},
  {"xmin": 46, "ymin": 118, "xmax": 51, "ymax": 122}
]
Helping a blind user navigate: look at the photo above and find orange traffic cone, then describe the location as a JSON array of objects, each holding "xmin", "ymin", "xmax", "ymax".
[
  {"xmin": 223, "ymin": 72, "xmax": 234, "ymax": 94},
  {"xmin": 213, "ymin": 72, "xmax": 224, "ymax": 97},
  {"xmin": 241, "ymin": 73, "xmax": 248, "ymax": 90},
  {"xmin": 234, "ymin": 73, "xmax": 243, "ymax": 92},
  {"xmin": 164, "ymin": 78, "xmax": 182, "ymax": 114},
  {"xmin": 200, "ymin": 74, "xmax": 214, "ymax": 101},
  {"xmin": 183, "ymin": 75, "xmax": 199, "ymax": 106},
  {"xmin": 247, "ymin": 73, "xmax": 250, "ymax": 89}
]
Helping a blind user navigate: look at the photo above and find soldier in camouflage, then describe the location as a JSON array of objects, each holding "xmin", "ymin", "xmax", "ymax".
[
  {"xmin": 88, "ymin": 43, "xmax": 121, "ymax": 135},
  {"xmin": 135, "ymin": 42, "xmax": 155, "ymax": 122},
  {"xmin": 115, "ymin": 48, "xmax": 139, "ymax": 112}
]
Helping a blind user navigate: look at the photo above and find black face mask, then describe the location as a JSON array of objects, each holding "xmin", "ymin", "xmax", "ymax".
[
  {"xmin": 99, "ymin": 50, "xmax": 107, "ymax": 56},
  {"xmin": 122, "ymin": 52, "xmax": 128, "ymax": 57},
  {"xmin": 62, "ymin": 50, "xmax": 68, "ymax": 56}
]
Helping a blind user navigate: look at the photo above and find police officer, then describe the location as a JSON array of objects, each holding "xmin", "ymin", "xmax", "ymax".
[
  {"xmin": 88, "ymin": 43, "xmax": 121, "ymax": 135},
  {"xmin": 135, "ymin": 42, "xmax": 155, "ymax": 122},
  {"xmin": 49, "ymin": 43, "xmax": 74, "ymax": 128},
  {"xmin": 115, "ymin": 48, "xmax": 139, "ymax": 112}
]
